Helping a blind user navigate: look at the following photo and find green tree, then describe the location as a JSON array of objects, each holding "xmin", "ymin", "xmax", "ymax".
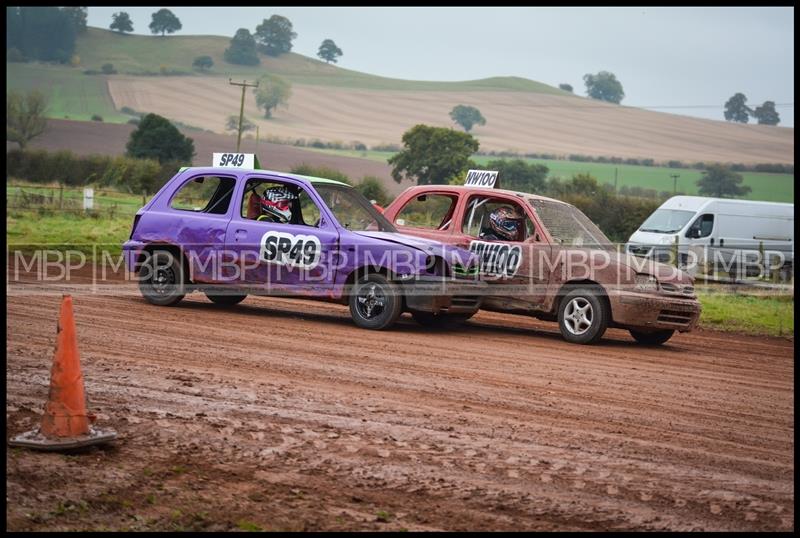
[
  {"xmin": 126, "ymin": 113, "xmax": 195, "ymax": 164},
  {"xmin": 723, "ymin": 93, "xmax": 750, "ymax": 123},
  {"xmin": 752, "ymin": 101, "xmax": 780, "ymax": 126},
  {"xmin": 110, "ymin": 11, "xmax": 134, "ymax": 34},
  {"xmin": 149, "ymin": 8, "xmax": 182, "ymax": 36},
  {"xmin": 558, "ymin": 83, "xmax": 573, "ymax": 93},
  {"xmin": 486, "ymin": 159, "xmax": 548, "ymax": 193},
  {"xmin": 317, "ymin": 39, "xmax": 343, "ymax": 64},
  {"xmin": 6, "ymin": 90, "xmax": 48, "ymax": 150},
  {"xmin": 224, "ymin": 29, "xmax": 260, "ymax": 66},
  {"xmin": 388, "ymin": 125, "xmax": 479, "ymax": 185},
  {"xmin": 9, "ymin": 7, "xmax": 76, "ymax": 63},
  {"xmin": 255, "ymin": 15, "xmax": 297, "ymax": 57},
  {"xmin": 192, "ymin": 55, "xmax": 214, "ymax": 71},
  {"xmin": 696, "ymin": 164, "xmax": 752, "ymax": 198},
  {"xmin": 449, "ymin": 105, "xmax": 486, "ymax": 132},
  {"xmin": 254, "ymin": 75, "xmax": 291, "ymax": 119},
  {"xmin": 356, "ymin": 176, "xmax": 390, "ymax": 206},
  {"xmin": 583, "ymin": 71, "xmax": 625, "ymax": 104},
  {"xmin": 63, "ymin": 6, "xmax": 87, "ymax": 33},
  {"xmin": 225, "ymin": 115, "xmax": 255, "ymax": 133}
]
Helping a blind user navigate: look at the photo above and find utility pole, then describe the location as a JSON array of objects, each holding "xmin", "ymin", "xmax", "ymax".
[
  {"xmin": 670, "ymin": 173, "xmax": 680, "ymax": 194},
  {"xmin": 228, "ymin": 78, "xmax": 259, "ymax": 152}
]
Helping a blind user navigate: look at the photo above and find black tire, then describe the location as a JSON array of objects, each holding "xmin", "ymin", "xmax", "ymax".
[
  {"xmin": 139, "ymin": 249, "xmax": 186, "ymax": 307},
  {"xmin": 411, "ymin": 311, "xmax": 475, "ymax": 327},
  {"xmin": 557, "ymin": 287, "xmax": 609, "ymax": 344},
  {"xmin": 629, "ymin": 329, "xmax": 675, "ymax": 346},
  {"xmin": 349, "ymin": 273, "xmax": 403, "ymax": 330},
  {"xmin": 205, "ymin": 293, "xmax": 247, "ymax": 306}
]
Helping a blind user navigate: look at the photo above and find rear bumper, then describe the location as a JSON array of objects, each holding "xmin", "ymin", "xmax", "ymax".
[
  {"xmin": 609, "ymin": 290, "xmax": 701, "ymax": 332},
  {"xmin": 402, "ymin": 277, "xmax": 486, "ymax": 314}
]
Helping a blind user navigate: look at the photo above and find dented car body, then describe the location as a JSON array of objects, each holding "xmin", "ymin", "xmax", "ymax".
[
  {"xmin": 383, "ymin": 185, "xmax": 702, "ymax": 344},
  {"xmin": 122, "ymin": 167, "xmax": 484, "ymax": 330}
]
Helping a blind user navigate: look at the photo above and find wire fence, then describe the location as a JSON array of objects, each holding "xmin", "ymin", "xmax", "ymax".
[{"xmin": 7, "ymin": 184, "xmax": 148, "ymax": 218}]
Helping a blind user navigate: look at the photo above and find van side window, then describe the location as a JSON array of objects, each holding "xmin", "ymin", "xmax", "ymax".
[
  {"xmin": 687, "ymin": 214, "xmax": 714, "ymax": 238},
  {"xmin": 170, "ymin": 176, "xmax": 237, "ymax": 214}
]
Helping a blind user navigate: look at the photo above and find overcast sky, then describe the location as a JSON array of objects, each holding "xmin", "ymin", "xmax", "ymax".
[{"xmin": 86, "ymin": 6, "xmax": 794, "ymax": 127}]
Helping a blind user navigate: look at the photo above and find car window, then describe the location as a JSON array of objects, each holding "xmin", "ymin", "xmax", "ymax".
[
  {"xmin": 170, "ymin": 176, "xmax": 236, "ymax": 215},
  {"xmin": 462, "ymin": 196, "xmax": 533, "ymax": 242},
  {"xmin": 240, "ymin": 178, "xmax": 321, "ymax": 227},
  {"xmin": 394, "ymin": 193, "xmax": 457, "ymax": 230}
]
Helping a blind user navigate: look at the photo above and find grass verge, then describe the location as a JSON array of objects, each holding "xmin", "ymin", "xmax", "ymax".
[{"xmin": 696, "ymin": 290, "xmax": 793, "ymax": 337}]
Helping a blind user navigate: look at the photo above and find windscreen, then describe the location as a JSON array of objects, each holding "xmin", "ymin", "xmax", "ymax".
[
  {"xmin": 314, "ymin": 184, "xmax": 397, "ymax": 232},
  {"xmin": 529, "ymin": 198, "xmax": 613, "ymax": 249},
  {"xmin": 638, "ymin": 209, "xmax": 696, "ymax": 234}
]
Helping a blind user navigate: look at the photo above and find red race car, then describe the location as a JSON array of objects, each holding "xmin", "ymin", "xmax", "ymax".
[{"xmin": 383, "ymin": 172, "xmax": 700, "ymax": 345}]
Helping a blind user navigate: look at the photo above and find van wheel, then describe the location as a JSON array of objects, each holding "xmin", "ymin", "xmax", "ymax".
[
  {"xmin": 349, "ymin": 273, "xmax": 403, "ymax": 330},
  {"xmin": 557, "ymin": 287, "xmax": 609, "ymax": 344},
  {"xmin": 629, "ymin": 329, "xmax": 674, "ymax": 346},
  {"xmin": 139, "ymin": 249, "xmax": 186, "ymax": 307},
  {"xmin": 205, "ymin": 293, "xmax": 247, "ymax": 306}
]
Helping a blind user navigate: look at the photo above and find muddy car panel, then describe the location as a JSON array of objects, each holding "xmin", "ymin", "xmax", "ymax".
[{"xmin": 383, "ymin": 185, "xmax": 701, "ymax": 334}]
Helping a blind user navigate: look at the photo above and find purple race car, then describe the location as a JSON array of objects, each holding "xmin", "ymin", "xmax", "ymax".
[{"xmin": 122, "ymin": 167, "xmax": 484, "ymax": 330}]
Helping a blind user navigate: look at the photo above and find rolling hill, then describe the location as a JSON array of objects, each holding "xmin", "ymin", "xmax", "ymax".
[{"xmin": 6, "ymin": 27, "xmax": 794, "ymax": 166}]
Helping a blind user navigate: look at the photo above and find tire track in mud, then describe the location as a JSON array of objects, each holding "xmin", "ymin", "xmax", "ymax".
[{"xmin": 6, "ymin": 290, "xmax": 794, "ymax": 531}]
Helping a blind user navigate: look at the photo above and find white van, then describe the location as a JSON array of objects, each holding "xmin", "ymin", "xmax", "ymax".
[{"xmin": 627, "ymin": 196, "xmax": 794, "ymax": 278}]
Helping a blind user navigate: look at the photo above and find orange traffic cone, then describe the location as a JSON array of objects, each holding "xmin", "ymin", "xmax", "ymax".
[{"xmin": 9, "ymin": 295, "xmax": 117, "ymax": 450}]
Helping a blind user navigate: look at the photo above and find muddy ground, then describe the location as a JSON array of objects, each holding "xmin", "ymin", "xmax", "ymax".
[{"xmin": 6, "ymin": 273, "xmax": 794, "ymax": 531}]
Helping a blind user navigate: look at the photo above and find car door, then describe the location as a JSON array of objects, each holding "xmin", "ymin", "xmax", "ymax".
[
  {"xmin": 224, "ymin": 175, "xmax": 339, "ymax": 295},
  {"xmin": 451, "ymin": 193, "xmax": 549, "ymax": 310}
]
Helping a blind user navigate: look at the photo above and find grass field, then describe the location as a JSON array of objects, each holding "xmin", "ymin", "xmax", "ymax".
[
  {"xmin": 6, "ymin": 63, "xmax": 131, "ymax": 123},
  {"xmin": 696, "ymin": 290, "xmax": 794, "ymax": 337},
  {"xmin": 7, "ymin": 183, "xmax": 146, "ymax": 216},
  {"xmin": 305, "ymin": 148, "xmax": 795, "ymax": 203}
]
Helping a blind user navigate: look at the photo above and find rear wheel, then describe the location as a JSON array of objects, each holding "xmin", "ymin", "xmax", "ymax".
[
  {"xmin": 557, "ymin": 287, "xmax": 609, "ymax": 344},
  {"xmin": 205, "ymin": 293, "xmax": 247, "ymax": 306},
  {"xmin": 139, "ymin": 249, "xmax": 186, "ymax": 307},
  {"xmin": 629, "ymin": 329, "xmax": 675, "ymax": 346},
  {"xmin": 349, "ymin": 273, "xmax": 403, "ymax": 330}
]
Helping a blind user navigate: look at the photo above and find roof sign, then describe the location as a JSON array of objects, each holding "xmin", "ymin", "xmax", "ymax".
[
  {"xmin": 213, "ymin": 152, "xmax": 255, "ymax": 169},
  {"xmin": 465, "ymin": 169, "xmax": 499, "ymax": 188}
]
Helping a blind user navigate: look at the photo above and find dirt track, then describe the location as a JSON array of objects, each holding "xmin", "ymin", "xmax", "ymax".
[{"xmin": 6, "ymin": 274, "xmax": 794, "ymax": 531}]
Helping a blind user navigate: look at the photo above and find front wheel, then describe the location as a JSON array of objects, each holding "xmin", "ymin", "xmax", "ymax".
[
  {"xmin": 557, "ymin": 287, "xmax": 609, "ymax": 344},
  {"xmin": 629, "ymin": 329, "xmax": 674, "ymax": 346},
  {"xmin": 349, "ymin": 273, "xmax": 403, "ymax": 330}
]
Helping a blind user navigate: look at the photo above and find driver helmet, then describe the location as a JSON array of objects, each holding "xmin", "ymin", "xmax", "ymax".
[
  {"xmin": 488, "ymin": 206, "xmax": 524, "ymax": 241},
  {"xmin": 260, "ymin": 185, "xmax": 298, "ymax": 223}
]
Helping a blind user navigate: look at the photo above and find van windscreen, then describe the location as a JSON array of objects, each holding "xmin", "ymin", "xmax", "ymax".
[{"xmin": 639, "ymin": 209, "xmax": 696, "ymax": 234}]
